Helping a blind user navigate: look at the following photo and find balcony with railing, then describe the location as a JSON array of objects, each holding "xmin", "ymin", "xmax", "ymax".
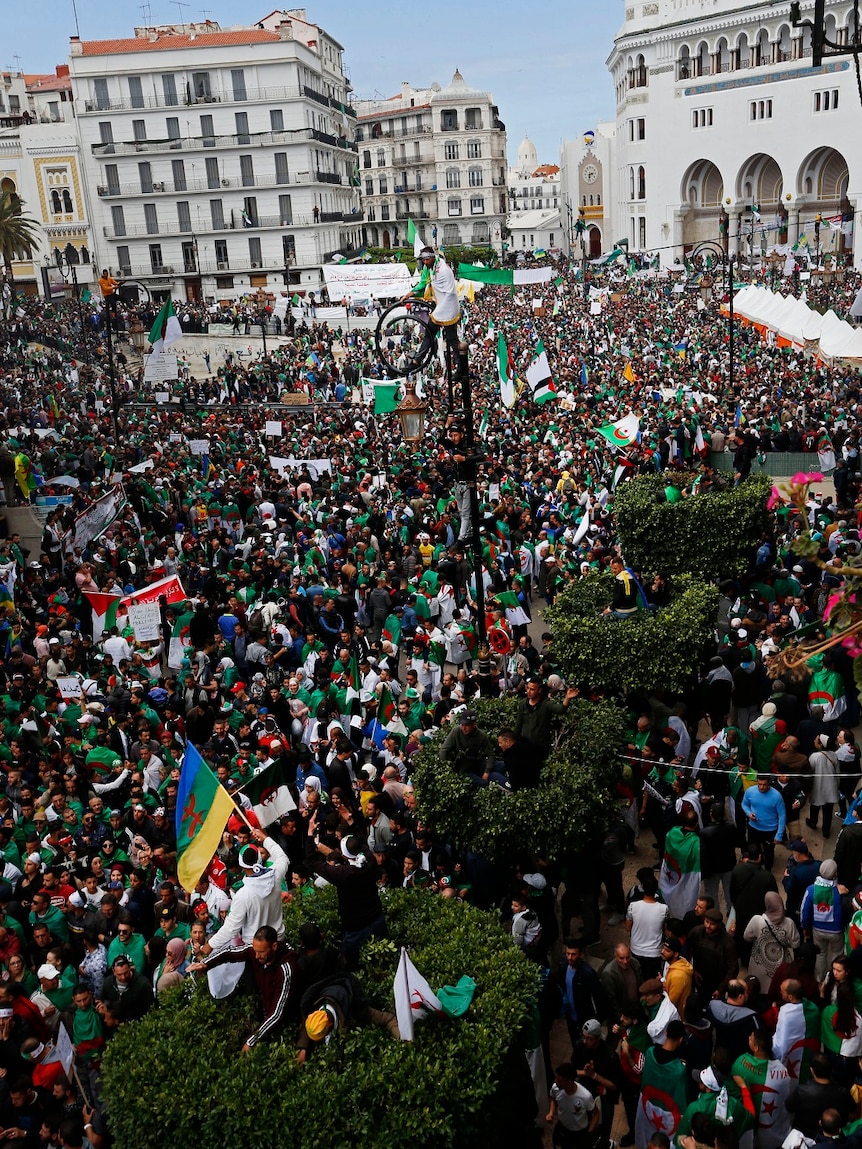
[
  {"xmin": 80, "ymin": 84, "xmax": 354, "ymax": 114},
  {"xmin": 116, "ymin": 257, "xmax": 295, "ymax": 278},
  {"xmin": 92, "ymin": 125, "xmax": 356, "ymax": 158},
  {"xmin": 96, "ymin": 172, "xmax": 357, "ymax": 196}
]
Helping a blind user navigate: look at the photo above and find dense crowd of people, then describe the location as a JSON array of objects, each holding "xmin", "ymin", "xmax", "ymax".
[{"xmin": 0, "ymin": 248, "xmax": 861, "ymax": 1147}]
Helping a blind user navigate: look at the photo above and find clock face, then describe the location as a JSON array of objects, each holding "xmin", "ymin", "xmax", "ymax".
[{"xmin": 582, "ymin": 164, "xmax": 599, "ymax": 184}]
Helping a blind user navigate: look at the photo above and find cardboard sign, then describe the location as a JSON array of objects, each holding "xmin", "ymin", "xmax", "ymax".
[
  {"xmin": 188, "ymin": 440, "xmax": 210, "ymax": 456},
  {"xmin": 56, "ymin": 676, "xmax": 82, "ymax": 700},
  {"xmin": 265, "ymin": 421, "xmax": 283, "ymax": 438},
  {"xmin": 143, "ymin": 354, "xmax": 178, "ymax": 382},
  {"xmin": 127, "ymin": 601, "xmax": 162, "ymax": 643}
]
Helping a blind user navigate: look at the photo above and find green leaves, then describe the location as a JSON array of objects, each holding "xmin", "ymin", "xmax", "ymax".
[
  {"xmin": 613, "ymin": 472, "xmax": 772, "ymax": 580},
  {"xmin": 101, "ymin": 890, "xmax": 539, "ymax": 1149},
  {"xmin": 548, "ymin": 573, "xmax": 718, "ymax": 696},
  {"xmin": 410, "ymin": 696, "xmax": 626, "ymax": 863}
]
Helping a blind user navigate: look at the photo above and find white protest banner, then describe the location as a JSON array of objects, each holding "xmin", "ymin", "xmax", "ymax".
[
  {"xmin": 360, "ymin": 378, "xmax": 375, "ymax": 404},
  {"xmin": 169, "ymin": 434, "xmax": 182, "ymax": 443},
  {"xmin": 265, "ymin": 421, "xmax": 283, "ymax": 438},
  {"xmin": 314, "ymin": 306, "xmax": 348, "ymax": 321},
  {"xmin": 188, "ymin": 440, "xmax": 210, "ymax": 456},
  {"xmin": 590, "ymin": 299, "xmax": 602, "ymax": 315},
  {"xmin": 127, "ymin": 459, "xmax": 155, "ymax": 473},
  {"xmin": 143, "ymin": 353, "xmax": 178, "ymax": 382},
  {"xmin": 207, "ymin": 323, "xmax": 234, "ymax": 336},
  {"xmin": 67, "ymin": 484, "xmax": 127, "ymax": 553},
  {"xmin": 322, "ymin": 263, "xmax": 412, "ymax": 301},
  {"xmin": 56, "ymin": 676, "xmax": 82, "ymax": 700},
  {"xmin": 269, "ymin": 456, "xmax": 332, "ymax": 480},
  {"xmin": 127, "ymin": 601, "xmax": 162, "ymax": 643},
  {"xmin": 48, "ymin": 475, "xmax": 80, "ymax": 488},
  {"xmin": 155, "ymin": 392, "xmax": 170, "ymax": 403},
  {"xmin": 272, "ymin": 296, "xmax": 288, "ymax": 320}
]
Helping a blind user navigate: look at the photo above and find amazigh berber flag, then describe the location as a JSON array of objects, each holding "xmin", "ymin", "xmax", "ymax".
[{"xmin": 393, "ymin": 946, "xmax": 443, "ymax": 1041}]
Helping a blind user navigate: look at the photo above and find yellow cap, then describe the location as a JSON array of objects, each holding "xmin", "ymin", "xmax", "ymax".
[{"xmin": 305, "ymin": 1009, "xmax": 333, "ymax": 1041}]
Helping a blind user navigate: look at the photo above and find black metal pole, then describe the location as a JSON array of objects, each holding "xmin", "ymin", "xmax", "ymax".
[
  {"xmin": 456, "ymin": 341, "xmax": 487, "ymax": 652},
  {"xmin": 728, "ymin": 253, "xmax": 734, "ymax": 396},
  {"xmin": 70, "ymin": 262, "xmax": 90, "ymax": 366},
  {"xmin": 104, "ymin": 294, "xmax": 119, "ymax": 444}
]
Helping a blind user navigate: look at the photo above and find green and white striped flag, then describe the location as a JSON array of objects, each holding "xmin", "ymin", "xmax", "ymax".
[{"xmin": 406, "ymin": 217, "xmax": 424, "ymax": 259}]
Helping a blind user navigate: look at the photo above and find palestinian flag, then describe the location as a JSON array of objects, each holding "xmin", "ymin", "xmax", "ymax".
[
  {"xmin": 382, "ymin": 613, "xmax": 402, "ymax": 647},
  {"xmin": 241, "ymin": 760, "xmax": 296, "ymax": 826},
  {"xmin": 168, "ymin": 607, "xmax": 195, "ymax": 670},
  {"xmin": 730, "ymin": 1051, "xmax": 792, "ymax": 1139},
  {"xmin": 658, "ymin": 825, "xmax": 701, "ymax": 918},
  {"xmin": 635, "ymin": 1046, "xmax": 688, "ymax": 1144},
  {"xmin": 598, "ymin": 413, "xmax": 640, "ymax": 450},
  {"xmin": 526, "ymin": 340, "xmax": 557, "ymax": 404},
  {"xmin": 85, "ymin": 591, "xmax": 123, "ymax": 640},
  {"xmin": 494, "ymin": 590, "xmax": 529, "ymax": 627},
  {"xmin": 497, "ymin": 333, "xmax": 515, "ymax": 410},
  {"xmin": 148, "ymin": 298, "xmax": 182, "ymax": 353},
  {"xmin": 807, "ymin": 665, "xmax": 846, "ymax": 721}
]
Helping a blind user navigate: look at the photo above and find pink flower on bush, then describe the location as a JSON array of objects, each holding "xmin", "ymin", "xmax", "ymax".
[
  {"xmin": 790, "ymin": 472, "xmax": 824, "ymax": 486},
  {"xmin": 766, "ymin": 486, "xmax": 783, "ymax": 510}
]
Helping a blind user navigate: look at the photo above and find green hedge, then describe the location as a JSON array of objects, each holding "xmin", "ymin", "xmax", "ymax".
[
  {"xmin": 410, "ymin": 696, "xmax": 626, "ymax": 863},
  {"xmin": 613, "ymin": 471, "xmax": 772, "ymax": 579},
  {"xmin": 548, "ymin": 573, "xmax": 719, "ymax": 696},
  {"xmin": 100, "ymin": 889, "xmax": 538, "ymax": 1149}
]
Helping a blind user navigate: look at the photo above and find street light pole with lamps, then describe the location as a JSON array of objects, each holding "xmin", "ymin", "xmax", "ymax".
[{"xmin": 48, "ymin": 245, "xmax": 90, "ymax": 365}]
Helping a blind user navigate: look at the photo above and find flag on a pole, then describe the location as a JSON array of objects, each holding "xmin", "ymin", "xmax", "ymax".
[
  {"xmin": 176, "ymin": 742, "xmax": 235, "ymax": 892},
  {"xmin": 374, "ymin": 383, "xmax": 400, "ymax": 415},
  {"xmin": 377, "ymin": 684, "xmax": 397, "ymax": 725},
  {"xmin": 597, "ymin": 413, "xmax": 640, "ymax": 449},
  {"xmin": 478, "ymin": 410, "xmax": 489, "ymax": 440},
  {"xmin": 406, "ymin": 217, "xmax": 424, "ymax": 259},
  {"xmin": 526, "ymin": 340, "xmax": 557, "ymax": 404},
  {"xmin": 241, "ymin": 760, "xmax": 297, "ymax": 826},
  {"xmin": 622, "ymin": 361, "xmax": 636, "ymax": 384},
  {"xmin": 84, "ymin": 591, "xmax": 123, "ymax": 639},
  {"xmin": 497, "ymin": 333, "xmax": 515, "ymax": 410},
  {"xmin": 393, "ymin": 946, "xmax": 443, "ymax": 1041},
  {"xmin": 148, "ymin": 298, "xmax": 182, "ymax": 353},
  {"xmin": 493, "ymin": 590, "xmax": 529, "ymax": 627},
  {"xmin": 457, "ymin": 264, "xmax": 554, "ymax": 286},
  {"xmin": 658, "ymin": 826, "xmax": 701, "ymax": 918}
]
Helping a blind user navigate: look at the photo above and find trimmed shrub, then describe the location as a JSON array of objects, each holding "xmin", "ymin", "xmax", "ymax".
[
  {"xmin": 410, "ymin": 696, "xmax": 626, "ymax": 863},
  {"xmin": 100, "ymin": 888, "xmax": 539, "ymax": 1149},
  {"xmin": 548, "ymin": 573, "xmax": 719, "ymax": 696},
  {"xmin": 613, "ymin": 471, "xmax": 772, "ymax": 580}
]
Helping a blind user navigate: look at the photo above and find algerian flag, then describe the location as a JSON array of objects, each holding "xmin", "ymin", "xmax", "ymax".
[
  {"xmin": 572, "ymin": 508, "xmax": 591, "ymax": 545},
  {"xmin": 427, "ymin": 640, "xmax": 446, "ymax": 668},
  {"xmin": 412, "ymin": 594, "xmax": 431, "ymax": 621},
  {"xmin": 445, "ymin": 619, "xmax": 476, "ymax": 664},
  {"xmin": 773, "ymin": 998, "xmax": 821, "ymax": 1082},
  {"xmin": 377, "ymin": 685, "xmax": 397, "ymax": 725},
  {"xmin": 382, "ymin": 613, "xmax": 401, "ymax": 647},
  {"xmin": 393, "ymin": 946, "xmax": 443, "ymax": 1041},
  {"xmin": 406, "ymin": 217, "xmax": 424, "ymax": 259},
  {"xmin": 241, "ymin": 760, "xmax": 296, "ymax": 826},
  {"xmin": 694, "ymin": 423, "xmax": 707, "ymax": 456},
  {"xmin": 808, "ymin": 665, "xmax": 846, "ymax": 721},
  {"xmin": 457, "ymin": 264, "xmax": 553, "ymax": 286},
  {"xmin": 478, "ymin": 410, "xmax": 489, "ymax": 440},
  {"xmin": 497, "ymin": 333, "xmax": 515, "ymax": 410},
  {"xmin": 598, "ymin": 413, "xmax": 640, "ymax": 450},
  {"xmin": 84, "ymin": 591, "xmax": 123, "ymax": 640},
  {"xmin": 731, "ymin": 1051, "xmax": 792, "ymax": 1135},
  {"xmin": 635, "ymin": 1048, "xmax": 688, "ymax": 1146},
  {"xmin": 494, "ymin": 590, "xmax": 529, "ymax": 627},
  {"xmin": 817, "ymin": 430, "xmax": 836, "ymax": 473},
  {"xmin": 420, "ymin": 570, "xmax": 439, "ymax": 595},
  {"xmin": 374, "ymin": 383, "xmax": 400, "ymax": 415},
  {"xmin": 658, "ymin": 825, "xmax": 701, "ymax": 918},
  {"xmin": 148, "ymin": 298, "xmax": 182, "ymax": 353}
]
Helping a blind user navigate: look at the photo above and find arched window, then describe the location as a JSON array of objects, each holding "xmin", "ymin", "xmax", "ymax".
[
  {"xmin": 362, "ymin": 149, "xmax": 371, "ymax": 169},
  {"xmin": 62, "ymin": 189, "xmax": 73, "ymax": 213},
  {"xmin": 468, "ymin": 166, "xmax": 482, "ymax": 188},
  {"xmin": 51, "ymin": 190, "xmax": 62, "ymax": 213},
  {"xmin": 446, "ymin": 168, "xmax": 461, "ymax": 189},
  {"xmin": 638, "ymin": 166, "xmax": 646, "ymax": 199},
  {"xmin": 629, "ymin": 168, "xmax": 635, "ymax": 200}
]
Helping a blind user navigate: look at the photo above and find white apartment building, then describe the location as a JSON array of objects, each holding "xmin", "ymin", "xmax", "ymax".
[
  {"xmin": 507, "ymin": 135, "xmax": 562, "ymax": 256},
  {"xmin": 0, "ymin": 68, "xmax": 94, "ymax": 298},
  {"xmin": 355, "ymin": 71, "xmax": 508, "ymax": 255},
  {"xmin": 607, "ymin": 0, "xmax": 861, "ymax": 267},
  {"xmin": 68, "ymin": 10, "xmax": 361, "ymax": 303}
]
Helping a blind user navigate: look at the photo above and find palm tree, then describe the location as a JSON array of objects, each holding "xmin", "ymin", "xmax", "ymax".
[{"xmin": 0, "ymin": 190, "xmax": 41, "ymax": 319}]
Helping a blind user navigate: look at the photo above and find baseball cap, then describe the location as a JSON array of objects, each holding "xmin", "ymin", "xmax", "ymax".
[
  {"xmin": 582, "ymin": 1019, "xmax": 602, "ymax": 1037},
  {"xmin": 38, "ymin": 964, "xmax": 60, "ymax": 980},
  {"xmin": 459, "ymin": 710, "xmax": 477, "ymax": 724}
]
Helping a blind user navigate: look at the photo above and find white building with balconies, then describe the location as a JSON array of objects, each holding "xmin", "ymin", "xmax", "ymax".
[
  {"xmin": 355, "ymin": 71, "xmax": 508, "ymax": 255},
  {"xmin": 68, "ymin": 10, "xmax": 361, "ymax": 303},
  {"xmin": 607, "ymin": 0, "xmax": 861, "ymax": 268}
]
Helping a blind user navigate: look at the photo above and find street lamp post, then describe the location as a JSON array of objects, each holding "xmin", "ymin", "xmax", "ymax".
[{"xmin": 51, "ymin": 245, "xmax": 90, "ymax": 365}]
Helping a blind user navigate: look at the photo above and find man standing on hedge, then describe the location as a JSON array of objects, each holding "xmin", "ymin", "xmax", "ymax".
[{"xmin": 187, "ymin": 925, "xmax": 298, "ymax": 1053}]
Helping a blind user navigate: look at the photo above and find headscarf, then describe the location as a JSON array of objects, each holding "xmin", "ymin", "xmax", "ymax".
[
  {"xmin": 156, "ymin": 938, "xmax": 187, "ymax": 994},
  {"xmin": 764, "ymin": 891, "xmax": 786, "ymax": 925}
]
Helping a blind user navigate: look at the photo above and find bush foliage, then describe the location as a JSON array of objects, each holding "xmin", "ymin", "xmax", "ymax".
[
  {"xmin": 100, "ymin": 889, "xmax": 539, "ymax": 1149},
  {"xmin": 548, "ymin": 573, "xmax": 719, "ymax": 696},
  {"xmin": 410, "ymin": 696, "xmax": 626, "ymax": 864},
  {"xmin": 613, "ymin": 471, "xmax": 772, "ymax": 580}
]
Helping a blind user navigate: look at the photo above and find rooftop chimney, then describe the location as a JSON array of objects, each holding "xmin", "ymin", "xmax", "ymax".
[
  {"xmin": 69, "ymin": 36, "xmax": 82, "ymax": 57},
  {"xmin": 279, "ymin": 19, "xmax": 293, "ymax": 40}
]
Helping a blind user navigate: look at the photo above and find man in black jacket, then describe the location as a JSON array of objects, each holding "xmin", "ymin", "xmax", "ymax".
[
  {"xmin": 97, "ymin": 953, "xmax": 154, "ymax": 1025},
  {"xmin": 556, "ymin": 936, "xmax": 608, "ymax": 1048}
]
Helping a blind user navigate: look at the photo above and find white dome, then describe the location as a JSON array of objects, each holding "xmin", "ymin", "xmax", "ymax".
[{"xmin": 517, "ymin": 135, "xmax": 538, "ymax": 174}]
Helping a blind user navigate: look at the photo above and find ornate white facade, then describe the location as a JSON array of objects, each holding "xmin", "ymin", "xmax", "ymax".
[{"xmin": 607, "ymin": 0, "xmax": 861, "ymax": 267}]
